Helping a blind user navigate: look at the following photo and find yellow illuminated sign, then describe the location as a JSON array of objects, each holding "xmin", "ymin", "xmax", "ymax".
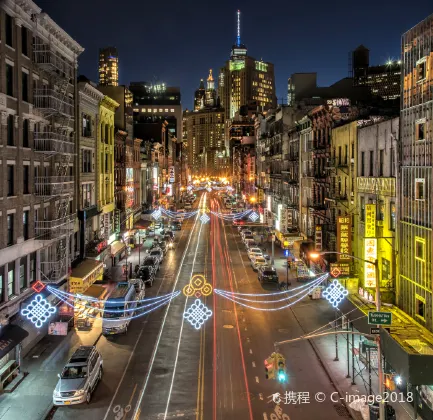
[
  {"xmin": 337, "ymin": 217, "xmax": 351, "ymax": 261},
  {"xmin": 183, "ymin": 274, "xmax": 213, "ymax": 298},
  {"xmin": 365, "ymin": 204, "xmax": 376, "ymax": 238},
  {"xmin": 364, "ymin": 238, "xmax": 377, "ymax": 288}
]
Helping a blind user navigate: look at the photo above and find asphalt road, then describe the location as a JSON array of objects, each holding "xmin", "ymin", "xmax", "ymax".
[{"xmin": 52, "ymin": 192, "xmax": 351, "ymax": 420}]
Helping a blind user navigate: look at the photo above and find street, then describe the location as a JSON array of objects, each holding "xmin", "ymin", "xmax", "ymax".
[{"xmin": 49, "ymin": 193, "xmax": 347, "ymax": 420}]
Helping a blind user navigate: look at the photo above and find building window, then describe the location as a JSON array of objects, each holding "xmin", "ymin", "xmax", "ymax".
[
  {"xmin": 416, "ymin": 121, "xmax": 426, "ymax": 141},
  {"xmin": 8, "ymin": 268, "xmax": 14, "ymax": 298},
  {"xmin": 417, "ymin": 60, "xmax": 426, "ymax": 82},
  {"xmin": 23, "ymin": 119, "xmax": 29, "ymax": 147},
  {"xmin": 19, "ymin": 258, "xmax": 26, "ymax": 291},
  {"xmin": 7, "ymin": 165, "xmax": 14, "ymax": 196},
  {"xmin": 5, "ymin": 14, "xmax": 13, "ymax": 47},
  {"xmin": 7, "ymin": 114, "xmax": 14, "ymax": 146},
  {"xmin": 361, "ymin": 151, "xmax": 365, "ymax": 176},
  {"xmin": 23, "ymin": 166, "xmax": 29, "ymax": 194},
  {"xmin": 379, "ymin": 149, "xmax": 384, "ymax": 176},
  {"xmin": 22, "ymin": 71, "xmax": 28, "ymax": 102},
  {"xmin": 390, "ymin": 201, "xmax": 396, "ymax": 231},
  {"xmin": 82, "ymin": 114, "xmax": 92, "ymax": 137},
  {"xmin": 416, "ymin": 294, "xmax": 426, "ymax": 320},
  {"xmin": 378, "ymin": 200, "xmax": 385, "ymax": 221},
  {"xmin": 82, "ymin": 149, "xmax": 92, "ymax": 173},
  {"xmin": 369, "ymin": 151, "xmax": 374, "ymax": 176},
  {"xmin": 23, "ymin": 210, "xmax": 29, "ymax": 240},
  {"xmin": 30, "ymin": 252, "xmax": 36, "ymax": 283},
  {"xmin": 0, "ymin": 272, "xmax": 3, "ymax": 302},
  {"xmin": 415, "ymin": 179, "xmax": 425, "ymax": 200},
  {"xmin": 82, "ymin": 184, "xmax": 92, "ymax": 208},
  {"xmin": 21, "ymin": 26, "xmax": 28, "ymax": 56},
  {"xmin": 415, "ymin": 237, "xmax": 425, "ymax": 262},
  {"xmin": 360, "ymin": 196, "xmax": 365, "ymax": 221},
  {"xmin": 6, "ymin": 64, "xmax": 14, "ymax": 96},
  {"xmin": 382, "ymin": 258, "xmax": 390, "ymax": 281},
  {"xmin": 7, "ymin": 214, "xmax": 14, "ymax": 246}
]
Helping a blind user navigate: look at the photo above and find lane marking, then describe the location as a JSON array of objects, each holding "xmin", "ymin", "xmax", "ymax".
[
  {"xmin": 252, "ymin": 361, "xmax": 256, "ymax": 368},
  {"xmin": 255, "ymin": 376, "xmax": 259, "ymax": 383},
  {"xmin": 122, "ymin": 384, "xmax": 137, "ymax": 420},
  {"xmin": 249, "ymin": 349, "xmax": 253, "ymax": 354}
]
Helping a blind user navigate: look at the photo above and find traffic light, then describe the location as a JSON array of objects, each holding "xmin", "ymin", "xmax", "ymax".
[
  {"xmin": 264, "ymin": 356, "xmax": 275, "ymax": 380},
  {"xmin": 275, "ymin": 353, "xmax": 287, "ymax": 383}
]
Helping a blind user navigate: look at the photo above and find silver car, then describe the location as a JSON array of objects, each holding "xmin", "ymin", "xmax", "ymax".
[{"xmin": 53, "ymin": 346, "xmax": 103, "ymax": 405}]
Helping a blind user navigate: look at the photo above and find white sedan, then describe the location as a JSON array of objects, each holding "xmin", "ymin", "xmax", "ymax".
[
  {"xmin": 248, "ymin": 247, "xmax": 263, "ymax": 261},
  {"xmin": 251, "ymin": 256, "xmax": 267, "ymax": 271}
]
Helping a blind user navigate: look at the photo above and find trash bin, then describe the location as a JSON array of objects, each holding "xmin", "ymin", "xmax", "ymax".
[{"xmin": 369, "ymin": 403, "xmax": 379, "ymax": 420}]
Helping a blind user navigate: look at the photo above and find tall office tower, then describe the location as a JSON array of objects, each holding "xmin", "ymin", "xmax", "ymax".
[
  {"xmin": 0, "ymin": 1, "xmax": 83, "ymax": 354},
  {"xmin": 99, "ymin": 47, "xmax": 119, "ymax": 86},
  {"xmin": 205, "ymin": 69, "xmax": 217, "ymax": 107},
  {"xmin": 194, "ymin": 79, "xmax": 205, "ymax": 110},
  {"xmin": 218, "ymin": 10, "xmax": 276, "ymax": 121},
  {"xmin": 399, "ymin": 14, "xmax": 433, "ymax": 329},
  {"xmin": 351, "ymin": 45, "xmax": 401, "ymax": 101}
]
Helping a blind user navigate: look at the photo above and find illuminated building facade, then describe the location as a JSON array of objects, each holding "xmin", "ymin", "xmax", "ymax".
[
  {"xmin": 356, "ymin": 117, "xmax": 398, "ymax": 300},
  {"xmin": 99, "ymin": 47, "xmax": 118, "ymax": 87},
  {"xmin": 194, "ymin": 79, "xmax": 205, "ymax": 111},
  {"xmin": 399, "ymin": 15, "xmax": 433, "ymax": 329},
  {"xmin": 218, "ymin": 11, "xmax": 276, "ymax": 123}
]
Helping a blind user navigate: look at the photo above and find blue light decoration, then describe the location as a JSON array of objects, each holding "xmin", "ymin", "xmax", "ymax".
[
  {"xmin": 248, "ymin": 211, "xmax": 259, "ymax": 222},
  {"xmin": 21, "ymin": 294, "xmax": 56, "ymax": 328},
  {"xmin": 187, "ymin": 185, "xmax": 193, "ymax": 192},
  {"xmin": 323, "ymin": 279, "xmax": 349, "ymax": 308},
  {"xmin": 200, "ymin": 213, "xmax": 210, "ymax": 224},
  {"xmin": 151, "ymin": 208, "xmax": 162, "ymax": 220},
  {"xmin": 207, "ymin": 187, "xmax": 212, "ymax": 193},
  {"xmin": 284, "ymin": 249, "xmax": 289, "ymax": 257},
  {"xmin": 183, "ymin": 299, "xmax": 213, "ymax": 330}
]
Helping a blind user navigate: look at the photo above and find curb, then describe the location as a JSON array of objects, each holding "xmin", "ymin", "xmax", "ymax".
[{"xmin": 41, "ymin": 331, "xmax": 103, "ymax": 420}]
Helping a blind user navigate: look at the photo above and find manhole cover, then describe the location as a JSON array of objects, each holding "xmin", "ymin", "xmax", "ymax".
[
  {"xmin": 223, "ymin": 325, "xmax": 234, "ymax": 329},
  {"xmin": 153, "ymin": 367, "xmax": 169, "ymax": 377},
  {"xmin": 278, "ymin": 328, "xmax": 290, "ymax": 333},
  {"xmin": 333, "ymin": 403, "xmax": 351, "ymax": 417}
]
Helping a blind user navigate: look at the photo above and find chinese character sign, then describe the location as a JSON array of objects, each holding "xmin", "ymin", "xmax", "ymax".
[
  {"xmin": 169, "ymin": 166, "xmax": 175, "ymax": 183},
  {"xmin": 365, "ymin": 204, "xmax": 376, "ymax": 238},
  {"xmin": 337, "ymin": 217, "xmax": 351, "ymax": 261},
  {"xmin": 364, "ymin": 238, "xmax": 377, "ymax": 288},
  {"xmin": 257, "ymin": 188, "xmax": 264, "ymax": 203},
  {"xmin": 315, "ymin": 225, "xmax": 323, "ymax": 251}
]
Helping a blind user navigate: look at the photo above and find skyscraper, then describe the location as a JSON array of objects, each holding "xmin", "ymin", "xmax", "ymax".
[
  {"xmin": 218, "ymin": 11, "xmax": 276, "ymax": 121},
  {"xmin": 194, "ymin": 79, "xmax": 205, "ymax": 110},
  {"xmin": 99, "ymin": 47, "xmax": 119, "ymax": 86}
]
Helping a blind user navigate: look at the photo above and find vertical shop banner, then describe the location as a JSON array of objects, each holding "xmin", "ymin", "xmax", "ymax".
[
  {"xmin": 365, "ymin": 204, "xmax": 376, "ymax": 238},
  {"xmin": 280, "ymin": 206, "xmax": 288, "ymax": 232},
  {"xmin": 169, "ymin": 166, "xmax": 175, "ymax": 183},
  {"xmin": 364, "ymin": 238, "xmax": 377, "ymax": 288},
  {"xmin": 287, "ymin": 209, "xmax": 293, "ymax": 227},
  {"xmin": 337, "ymin": 216, "xmax": 351, "ymax": 261},
  {"xmin": 257, "ymin": 188, "xmax": 264, "ymax": 203},
  {"xmin": 315, "ymin": 225, "xmax": 323, "ymax": 251}
]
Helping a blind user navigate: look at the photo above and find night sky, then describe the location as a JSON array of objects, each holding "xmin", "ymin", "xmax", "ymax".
[{"xmin": 37, "ymin": 0, "xmax": 432, "ymax": 109}]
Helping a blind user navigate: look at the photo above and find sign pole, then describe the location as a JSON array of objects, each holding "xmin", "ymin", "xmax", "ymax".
[
  {"xmin": 375, "ymin": 259, "xmax": 385, "ymax": 420},
  {"xmin": 271, "ymin": 234, "xmax": 275, "ymax": 265}
]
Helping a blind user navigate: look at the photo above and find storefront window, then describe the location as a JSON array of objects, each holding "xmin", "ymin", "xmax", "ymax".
[
  {"xmin": 8, "ymin": 268, "xmax": 14, "ymax": 297},
  {"xmin": 30, "ymin": 252, "xmax": 36, "ymax": 283},
  {"xmin": 20, "ymin": 257, "xmax": 27, "ymax": 291}
]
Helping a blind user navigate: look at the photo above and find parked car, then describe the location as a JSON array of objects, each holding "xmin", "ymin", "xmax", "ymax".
[
  {"xmin": 137, "ymin": 266, "xmax": 155, "ymax": 287},
  {"xmin": 171, "ymin": 221, "xmax": 182, "ymax": 231},
  {"xmin": 258, "ymin": 265, "xmax": 279, "ymax": 283},
  {"xmin": 157, "ymin": 240, "xmax": 169, "ymax": 255},
  {"xmin": 248, "ymin": 247, "xmax": 263, "ymax": 261},
  {"xmin": 163, "ymin": 231, "xmax": 175, "ymax": 240},
  {"xmin": 241, "ymin": 230, "xmax": 252, "ymax": 238},
  {"xmin": 243, "ymin": 234, "xmax": 254, "ymax": 243},
  {"xmin": 184, "ymin": 203, "xmax": 192, "ymax": 210},
  {"xmin": 142, "ymin": 256, "xmax": 160, "ymax": 272},
  {"xmin": 149, "ymin": 247, "xmax": 164, "ymax": 263},
  {"xmin": 53, "ymin": 346, "xmax": 103, "ymax": 406},
  {"xmin": 251, "ymin": 255, "xmax": 267, "ymax": 271},
  {"xmin": 244, "ymin": 239, "xmax": 257, "ymax": 249}
]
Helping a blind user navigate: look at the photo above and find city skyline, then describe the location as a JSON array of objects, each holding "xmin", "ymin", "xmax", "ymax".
[{"xmin": 35, "ymin": 0, "xmax": 433, "ymax": 109}]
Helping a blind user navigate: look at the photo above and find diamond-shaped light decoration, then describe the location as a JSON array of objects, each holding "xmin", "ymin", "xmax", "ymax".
[
  {"xmin": 152, "ymin": 209, "xmax": 162, "ymax": 220},
  {"xmin": 21, "ymin": 294, "xmax": 56, "ymax": 328},
  {"xmin": 249, "ymin": 211, "xmax": 259, "ymax": 222},
  {"xmin": 183, "ymin": 299, "xmax": 213, "ymax": 330},
  {"xmin": 207, "ymin": 187, "xmax": 212, "ymax": 193},
  {"xmin": 323, "ymin": 279, "xmax": 349, "ymax": 308},
  {"xmin": 31, "ymin": 280, "xmax": 46, "ymax": 294},
  {"xmin": 200, "ymin": 213, "xmax": 210, "ymax": 224},
  {"xmin": 187, "ymin": 185, "xmax": 193, "ymax": 192}
]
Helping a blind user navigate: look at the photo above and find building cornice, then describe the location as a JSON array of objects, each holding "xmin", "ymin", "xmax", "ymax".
[
  {"xmin": 101, "ymin": 96, "xmax": 120, "ymax": 112},
  {"xmin": 79, "ymin": 82, "xmax": 105, "ymax": 105}
]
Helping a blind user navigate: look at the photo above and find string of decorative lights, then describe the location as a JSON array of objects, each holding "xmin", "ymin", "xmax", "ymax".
[
  {"xmin": 214, "ymin": 286, "xmax": 316, "ymax": 311},
  {"xmin": 216, "ymin": 277, "xmax": 325, "ymax": 304},
  {"xmin": 49, "ymin": 288, "xmax": 179, "ymax": 322},
  {"xmin": 160, "ymin": 207, "xmax": 198, "ymax": 218},
  {"xmin": 214, "ymin": 274, "xmax": 329, "ymax": 297},
  {"xmin": 47, "ymin": 285, "xmax": 179, "ymax": 305}
]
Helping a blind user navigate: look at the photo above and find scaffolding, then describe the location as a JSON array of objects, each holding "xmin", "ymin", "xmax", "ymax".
[{"xmin": 33, "ymin": 40, "xmax": 76, "ymax": 283}]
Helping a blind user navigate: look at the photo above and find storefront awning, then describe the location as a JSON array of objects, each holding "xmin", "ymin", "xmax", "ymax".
[
  {"xmin": 111, "ymin": 241, "xmax": 126, "ymax": 257},
  {"xmin": 0, "ymin": 325, "xmax": 29, "ymax": 359},
  {"xmin": 70, "ymin": 259, "xmax": 104, "ymax": 294},
  {"xmin": 80, "ymin": 284, "xmax": 109, "ymax": 300}
]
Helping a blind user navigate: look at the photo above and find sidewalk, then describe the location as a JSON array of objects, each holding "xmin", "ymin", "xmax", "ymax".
[
  {"xmin": 0, "ymin": 238, "xmax": 153, "ymax": 420},
  {"xmin": 260, "ymin": 239, "xmax": 416, "ymax": 420}
]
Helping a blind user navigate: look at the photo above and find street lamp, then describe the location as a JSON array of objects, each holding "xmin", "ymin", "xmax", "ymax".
[{"xmin": 309, "ymin": 251, "xmax": 384, "ymax": 420}]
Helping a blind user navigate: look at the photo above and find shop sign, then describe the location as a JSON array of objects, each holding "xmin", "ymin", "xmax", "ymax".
[
  {"xmin": 364, "ymin": 238, "xmax": 377, "ymax": 288},
  {"xmin": 257, "ymin": 188, "xmax": 264, "ymax": 203},
  {"xmin": 337, "ymin": 217, "xmax": 351, "ymax": 261},
  {"xmin": 48, "ymin": 322, "xmax": 68, "ymax": 336},
  {"xmin": 169, "ymin": 166, "xmax": 175, "ymax": 183},
  {"xmin": 287, "ymin": 209, "xmax": 293, "ymax": 226},
  {"xmin": 315, "ymin": 225, "xmax": 323, "ymax": 251},
  {"xmin": 365, "ymin": 204, "xmax": 376, "ymax": 238},
  {"xmin": 96, "ymin": 240, "xmax": 107, "ymax": 254},
  {"xmin": 330, "ymin": 263, "xmax": 350, "ymax": 276}
]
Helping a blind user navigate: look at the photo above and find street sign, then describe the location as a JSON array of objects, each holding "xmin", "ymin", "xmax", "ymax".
[
  {"xmin": 368, "ymin": 311, "xmax": 392, "ymax": 326},
  {"xmin": 370, "ymin": 327, "xmax": 380, "ymax": 335},
  {"xmin": 330, "ymin": 263, "xmax": 350, "ymax": 277}
]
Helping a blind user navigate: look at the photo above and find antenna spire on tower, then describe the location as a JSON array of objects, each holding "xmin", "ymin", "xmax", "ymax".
[{"xmin": 236, "ymin": 10, "xmax": 241, "ymax": 47}]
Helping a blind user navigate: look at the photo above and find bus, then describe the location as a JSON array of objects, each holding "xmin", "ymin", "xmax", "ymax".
[{"xmin": 102, "ymin": 282, "xmax": 136, "ymax": 335}]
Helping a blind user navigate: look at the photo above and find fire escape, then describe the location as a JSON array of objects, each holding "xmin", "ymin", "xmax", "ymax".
[{"xmin": 33, "ymin": 41, "xmax": 76, "ymax": 283}]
